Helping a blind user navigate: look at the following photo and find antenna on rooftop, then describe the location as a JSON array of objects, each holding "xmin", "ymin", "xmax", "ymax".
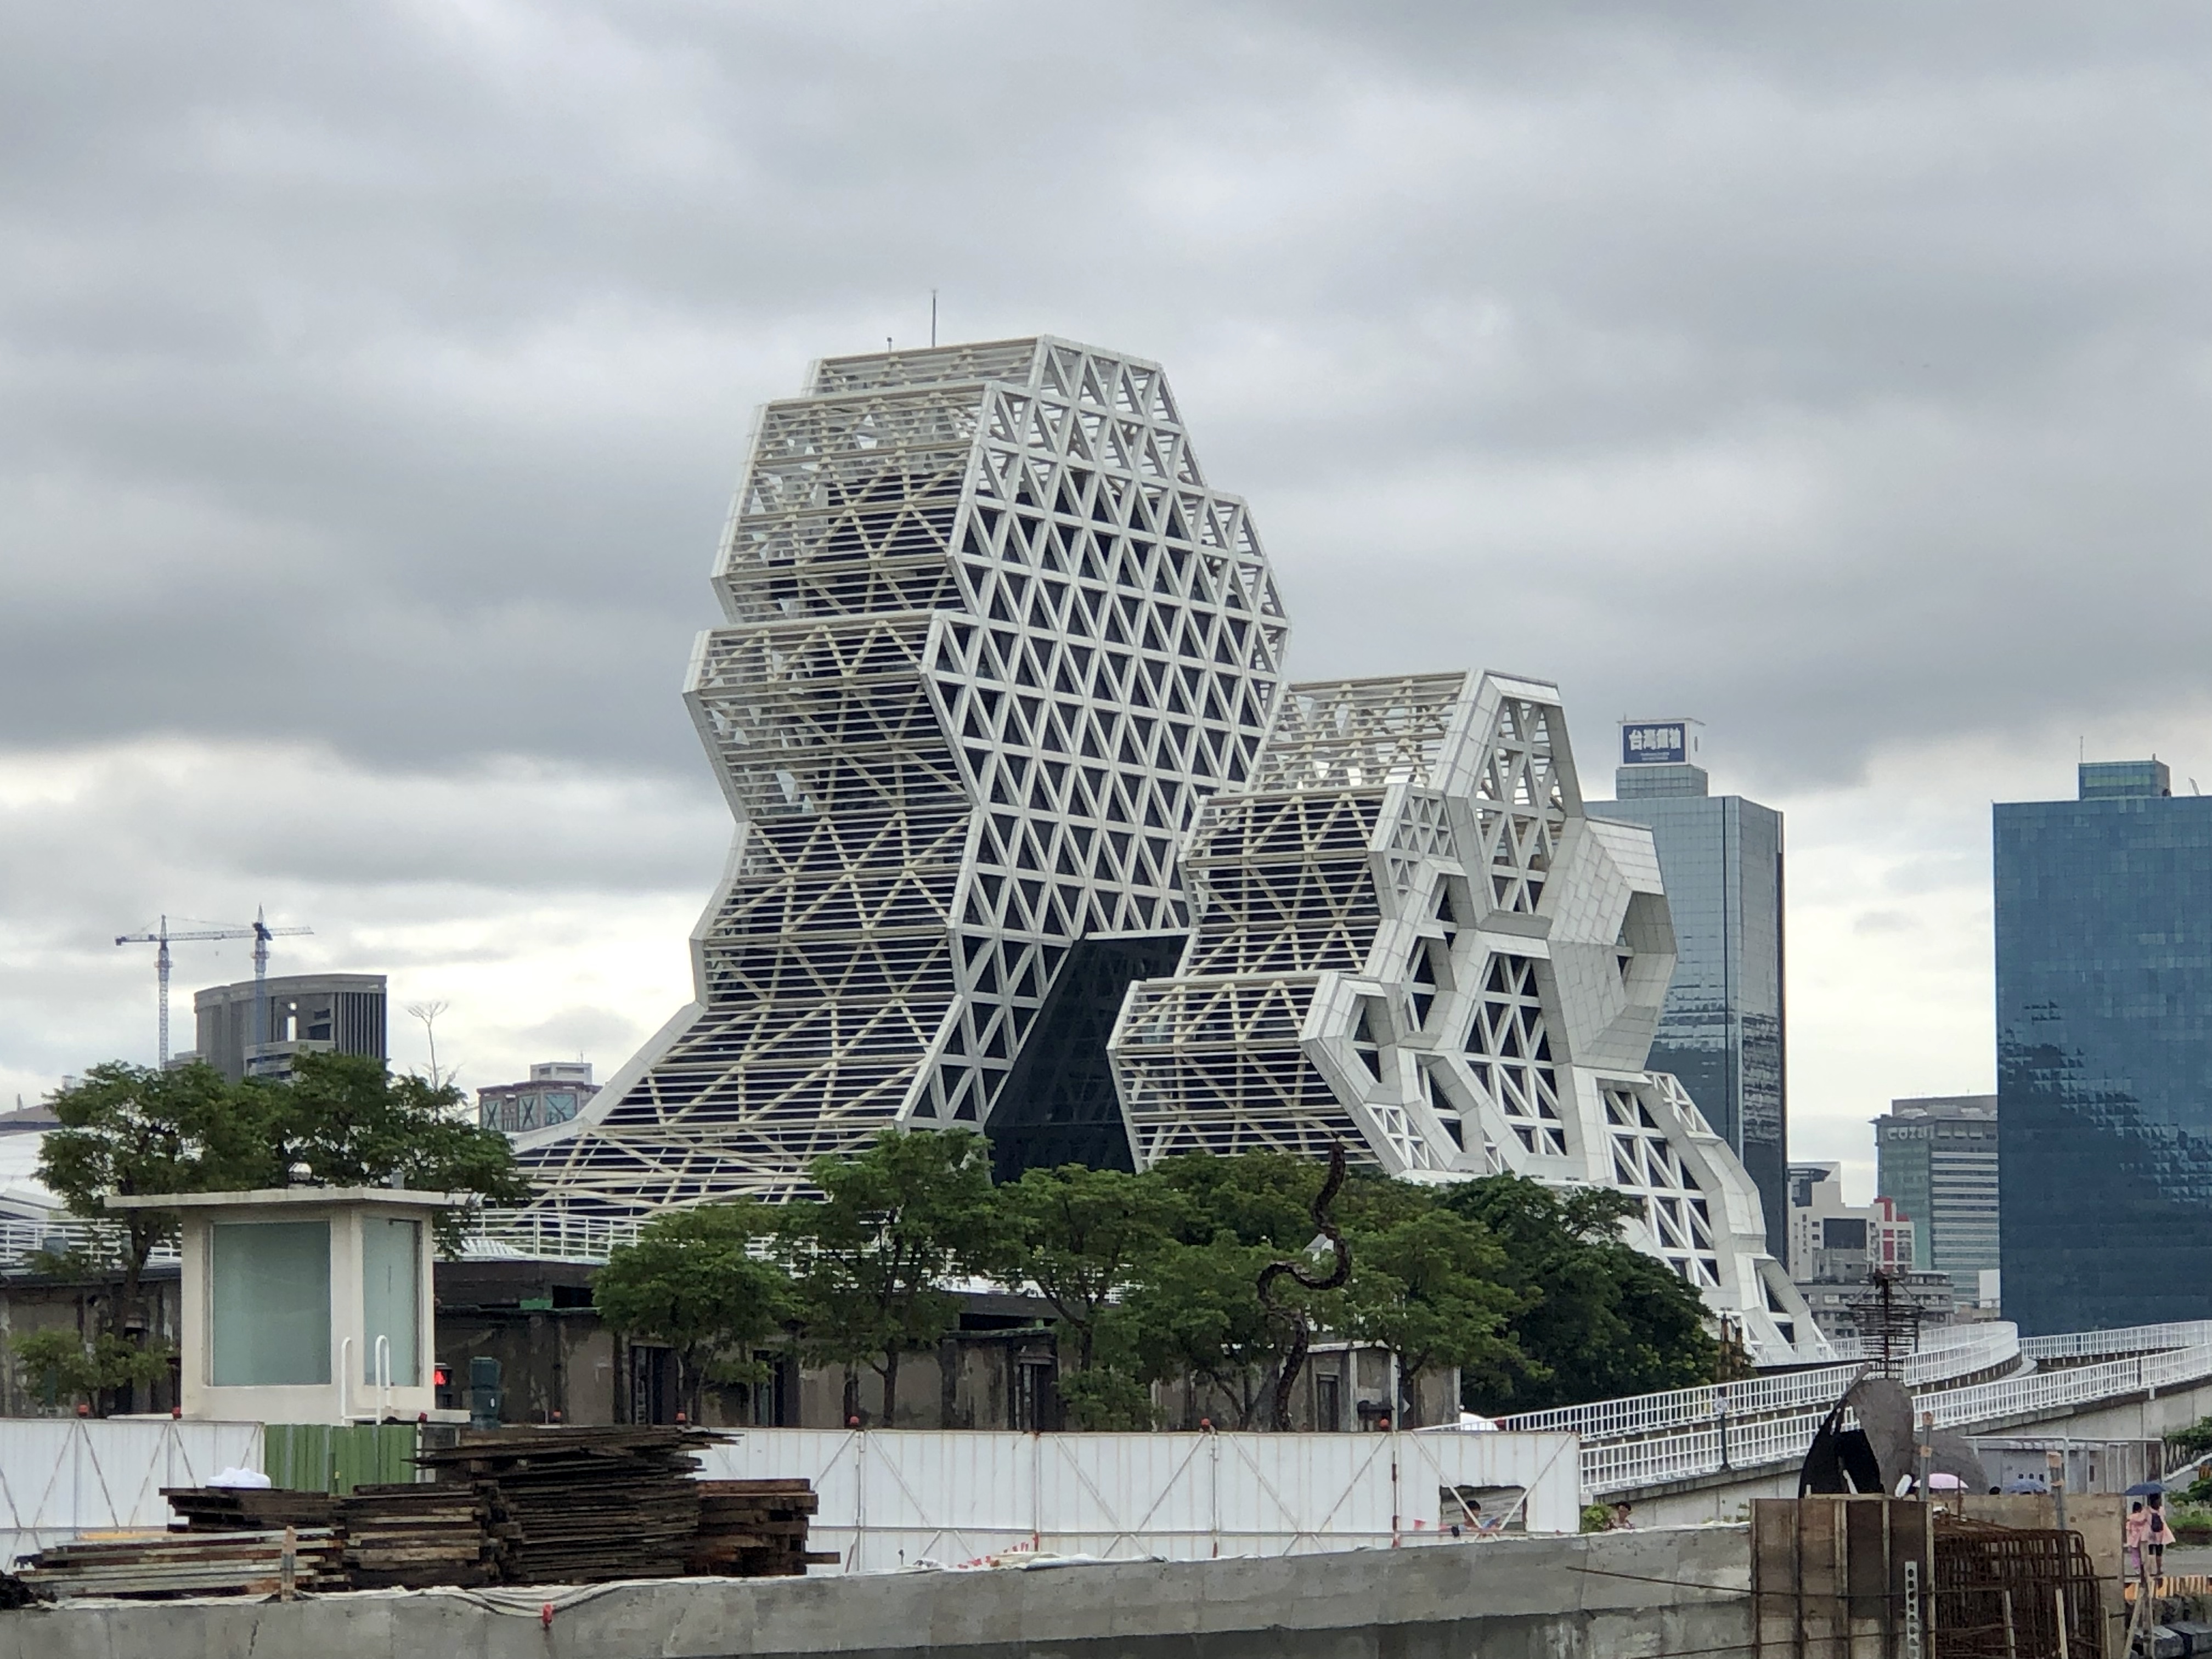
[{"xmin": 930, "ymin": 290, "xmax": 938, "ymax": 348}]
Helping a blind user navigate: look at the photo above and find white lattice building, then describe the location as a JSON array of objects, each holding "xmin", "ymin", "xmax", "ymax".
[
  {"xmin": 1108, "ymin": 672, "xmax": 1822, "ymax": 1362},
  {"xmin": 516, "ymin": 336, "xmax": 1815, "ymax": 1359},
  {"xmin": 516, "ymin": 337, "xmax": 1290, "ymax": 1205}
]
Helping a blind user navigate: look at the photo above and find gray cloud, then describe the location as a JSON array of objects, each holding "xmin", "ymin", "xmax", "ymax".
[{"xmin": 2, "ymin": 1, "xmax": 2209, "ymax": 1103}]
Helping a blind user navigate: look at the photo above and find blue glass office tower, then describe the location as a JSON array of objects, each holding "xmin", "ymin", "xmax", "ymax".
[
  {"xmin": 1590, "ymin": 721, "xmax": 1788, "ymax": 1254},
  {"xmin": 1995, "ymin": 759, "xmax": 2212, "ymax": 1334}
]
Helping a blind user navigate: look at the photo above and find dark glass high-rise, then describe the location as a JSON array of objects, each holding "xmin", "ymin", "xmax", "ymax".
[
  {"xmin": 1995, "ymin": 758, "xmax": 2212, "ymax": 1334},
  {"xmin": 1589, "ymin": 720, "xmax": 1788, "ymax": 1253}
]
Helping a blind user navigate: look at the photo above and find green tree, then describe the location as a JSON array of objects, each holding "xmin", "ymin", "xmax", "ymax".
[
  {"xmin": 775, "ymin": 1129, "xmax": 1000, "ymax": 1425},
  {"xmin": 5, "ymin": 1328, "xmax": 175, "ymax": 1416},
  {"xmin": 995, "ymin": 1163, "xmax": 1188, "ymax": 1428},
  {"xmin": 1444, "ymin": 1175, "xmax": 1717, "ymax": 1413},
  {"xmin": 1334, "ymin": 1204, "xmax": 1524, "ymax": 1427},
  {"xmin": 1106, "ymin": 1151, "xmax": 1378, "ymax": 1429},
  {"xmin": 1150, "ymin": 1149, "xmax": 1327, "ymax": 1248},
  {"xmin": 592, "ymin": 1201, "xmax": 794, "ymax": 1423},
  {"xmin": 38, "ymin": 1061, "xmax": 267, "ymax": 1311},
  {"xmin": 1095, "ymin": 1234, "xmax": 1285, "ymax": 1429},
  {"xmin": 253, "ymin": 1052, "xmax": 530, "ymax": 1248}
]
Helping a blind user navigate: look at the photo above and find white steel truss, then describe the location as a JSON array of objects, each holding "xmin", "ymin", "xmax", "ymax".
[
  {"xmin": 1107, "ymin": 671, "xmax": 1822, "ymax": 1363},
  {"xmin": 516, "ymin": 337, "xmax": 1290, "ymax": 1205}
]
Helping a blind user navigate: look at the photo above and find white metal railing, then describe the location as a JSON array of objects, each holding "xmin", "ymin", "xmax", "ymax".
[
  {"xmin": 461, "ymin": 1210, "xmax": 642, "ymax": 1262},
  {"xmin": 1582, "ymin": 1338, "xmax": 2212, "ymax": 1497},
  {"xmin": 2021, "ymin": 1321, "xmax": 2212, "ymax": 1362},
  {"xmin": 0, "ymin": 1216, "xmax": 180, "ymax": 1267},
  {"xmin": 1500, "ymin": 1323, "xmax": 2019, "ymax": 1443}
]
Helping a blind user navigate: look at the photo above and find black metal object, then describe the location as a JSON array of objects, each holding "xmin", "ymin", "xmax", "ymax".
[
  {"xmin": 1257, "ymin": 1142, "xmax": 1352, "ymax": 1432},
  {"xmin": 468, "ymin": 1356, "xmax": 503, "ymax": 1430}
]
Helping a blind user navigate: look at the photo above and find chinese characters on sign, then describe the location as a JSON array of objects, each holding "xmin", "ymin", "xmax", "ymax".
[{"xmin": 1621, "ymin": 721, "xmax": 1689, "ymax": 766}]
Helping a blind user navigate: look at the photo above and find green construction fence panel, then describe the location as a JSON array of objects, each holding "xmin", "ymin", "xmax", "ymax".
[{"xmin": 263, "ymin": 1422, "xmax": 422, "ymax": 1493}]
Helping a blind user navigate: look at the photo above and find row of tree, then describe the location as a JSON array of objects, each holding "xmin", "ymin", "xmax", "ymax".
[
  {"xmin": 593, "ymin": 1129, "xmax": 1720, "ymax": 1428},
  {"xmin": 22, "ymin": 1059, "xmax": 1717, "ymax": 1424}
]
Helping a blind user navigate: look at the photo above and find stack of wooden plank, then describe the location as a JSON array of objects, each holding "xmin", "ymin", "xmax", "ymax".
[
  {"xmin": 689, "ymin": 1479, "xmax": 838, "ymax": 1577},
  {"xmin": 162, "ymin": 1486, "xmax": 336, "ymax": 1534},
  {"xmin": 337, "ymin": 1482, "xmax": 515, "ymax": 1589},
  {"xmin": 415, "ymin": 1425, "xmax": 721, "ymax": 1584},
  {"xmin": 16, "ymin": 1528, "xmax": 346, "ymax": 1599}
]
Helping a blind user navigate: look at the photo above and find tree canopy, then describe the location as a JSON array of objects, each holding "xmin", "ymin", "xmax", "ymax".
[
  {"xmin": 772, "ymin": 1128, "xmax": 1002, "ymax": 1424},
  {"xmin": 38, "ymin": 1052, "xmax": 531, "ymax": 1279},
  {"xmin": 586, "ymin": 1139, "xmax": 1723, "ymax": 1430},
  {"xmin": 592, "ymin": 1200, "xmax": 792, "ymax": 1421},
  {"xmin": 1442, "ymin": 1175, "xmax": 1719, "ymax": 1414},
  {"xmin": 38, "ymin": 1060, "xmax": 269, "ymax": 1301}
]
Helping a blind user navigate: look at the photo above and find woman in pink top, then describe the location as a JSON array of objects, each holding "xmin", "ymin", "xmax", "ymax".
[{"xmin": 2125, "ymin": 1501, "xmax": 2153, "ymax": 1578}]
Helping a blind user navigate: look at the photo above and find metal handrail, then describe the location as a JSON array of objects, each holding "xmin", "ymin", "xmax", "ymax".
[
  {"xmin": 1582, "ymin": 1338, "xmax": 2212, "ymax": 1497},
  {"xmin": 460, "ymin": 1210, "xmax": 642, "ymax": 1262},
  {"xmin": 2021, "ymin": 1321, "xmax": 2212, "ymax": 1361},
  {"xmin": 1500, "ymin": 1322, "xmax": 2020, "ymax": 1442}
]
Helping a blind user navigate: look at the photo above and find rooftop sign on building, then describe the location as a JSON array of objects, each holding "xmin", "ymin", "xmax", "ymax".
[{"xmin": 1620, "ymin": 718, "xmax": 1700, "ymax": 768}]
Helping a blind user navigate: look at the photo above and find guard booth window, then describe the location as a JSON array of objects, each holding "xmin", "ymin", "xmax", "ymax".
[
  {"xmin": 362, "ymin": 1217, "xmax": 421, "ymax": 1386},
  {"xmin": 211, "ymin": 1220, "xmax": 331, "ymax": 1386}
]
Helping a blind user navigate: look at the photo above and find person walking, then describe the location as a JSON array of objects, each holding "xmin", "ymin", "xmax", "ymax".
[
  {"xmin": 2147, "ymin": 1493, "xmax": 2172, "ymax": 1583},
  {"xmin": 2126, "ymin": 1500, "xmax": 2152, "ymax": 1580}
]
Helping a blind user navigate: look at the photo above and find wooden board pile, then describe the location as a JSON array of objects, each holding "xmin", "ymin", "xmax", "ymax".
[
  {"xmin": 414, "ymin": 1425, "xmax": 719, "ymax": 1584},
  {"xmin": 689, "ymin": 1479, "xmax": 838, "ymax": 1577},
  {"xmin": 16, "ymin": 1528, "xmax": 346, "ymax": 1599},
  {"xmin": 337, "ymin": 1482, "xmax": 516, "ymax": 1589},
  {"xmin": 162, "ymin": 1486, "xmax": 336, "ymax": 1534}
]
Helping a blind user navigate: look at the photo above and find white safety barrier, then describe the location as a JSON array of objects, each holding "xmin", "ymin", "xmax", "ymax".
[
  {"xmin": 0, "ymin": 1217, "xmax": 179, "ymax": 1268},
  {"xmin": 1499, "ymin": 1322, "xmax": 2020, "ymax": 1443},
  {"xmin": 2022, "ymin": 1322, "xmax": 2212, "ymax": 1362},
  {"xmin": 0, "ymin": 1418, "xmax": 263, "ymax": 1567},
  {"xmin": 698, "ymin": 1427, "xmax": 1582, "ymax": 1570},
  {"xmin": 1580, "ymin": 1338, "xmax": 2212, "ymax": 1497},
  {"xmin": 461, "ymin": 1211, "xmax": 642, "ymax": 1263}
]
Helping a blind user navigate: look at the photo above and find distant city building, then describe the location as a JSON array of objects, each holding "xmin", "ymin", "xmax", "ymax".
[
  {"xmin": 1996, "ymin": 758, "xmax": 2212, "ymax": 1334},
  {"xmin": 1785, "ymin": 1163, "xmax": 1948, "ymax": 1342},
  {"xmin": 1786, "ymin": 1163, "xmax": 1915, "ymax": 1282},
  {"xmin": 1875, "ymin": 1095, "xmax": 1999, "ymax": 1294},
  {"xmin": 479, "ymin": 1063, "xmax": 600, "ymax": 1137},
  {"xmin": 1590, "ymin": 721, "xmax": 1787, "ymax": 1254},
  {"xmin": 187, "ymin": 974, "xmax": 387, "ymax": 1082}
]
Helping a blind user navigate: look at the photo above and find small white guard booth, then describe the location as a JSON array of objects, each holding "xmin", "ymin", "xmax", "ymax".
[{"xmin": 108, "ymin": 1187, "xmax": 455, "ymax": 1424}]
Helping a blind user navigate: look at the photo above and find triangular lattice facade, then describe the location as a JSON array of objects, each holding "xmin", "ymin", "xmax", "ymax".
[
  {"xmin": 516, "ymin": 341, "xmax": 1818, "ymax": 1361},
  {"xmin": 1107, "ymin": 672, "xmax": 1821, "ymax": 1362},
  {"xmin": 516, "ymin": 337, "xmax": 1289, "ymax": 1204}
]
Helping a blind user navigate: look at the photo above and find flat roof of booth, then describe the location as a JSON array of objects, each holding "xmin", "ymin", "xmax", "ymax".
[{"xmin": 103, "ymin": 1187, "xmax": 466, "ymax": 1211}]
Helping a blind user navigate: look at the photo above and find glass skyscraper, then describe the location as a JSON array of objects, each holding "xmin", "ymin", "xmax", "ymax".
[
  {"xmin": 1590, "ymin": 721, "xmax": 1787, "ymax": 1253},
  {"xmin": 1874, "ymin": 1094, "xmax": 1999, "ymax": 1296},
  {"xmin": 1995, "ymin": 758, "xmax": 2212, "ymax": 1334}
]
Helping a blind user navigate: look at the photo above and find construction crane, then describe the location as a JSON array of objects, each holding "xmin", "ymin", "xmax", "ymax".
[{"xmin": 114, "ymin": 907, "xmax": 313, "ymax": 1067}]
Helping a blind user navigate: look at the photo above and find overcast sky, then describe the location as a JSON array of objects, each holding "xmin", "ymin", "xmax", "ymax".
[{"xmin": 3, "ymin": 2, "xmax": 2208, "ymax": 1198}]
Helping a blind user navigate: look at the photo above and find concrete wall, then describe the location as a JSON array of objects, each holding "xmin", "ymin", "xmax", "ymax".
[{"xmin": 0, "ymin": 1525, "xmax": 1752, "ymax": 1659}]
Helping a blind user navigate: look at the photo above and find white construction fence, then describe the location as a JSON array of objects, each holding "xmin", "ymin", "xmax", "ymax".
[
  {"xmin": 0, "ymin": 1418, "xmax": 262, "ymax": 1569},
  {"xmin": 700, "ymin": 1427, "xmax": 1583, "ymax": 1571}
]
